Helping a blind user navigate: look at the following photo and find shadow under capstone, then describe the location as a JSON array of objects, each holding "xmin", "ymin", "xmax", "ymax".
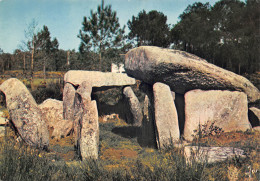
[
  {"xmin": 174, "ymin": 93, "xmax": 185, "ymax": 136},
  {"xmin": 112, "ymin": 126, "xmax": 141, "ymax": 139}
]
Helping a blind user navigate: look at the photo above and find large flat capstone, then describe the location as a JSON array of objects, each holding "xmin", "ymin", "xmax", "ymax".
[
  {"xmin": 64, "ymin": 70, "xmax": 136, "ymax": 87},
  {"xmin": 125, "ymin": 46, "xmax": 260, "ymax": 103}
]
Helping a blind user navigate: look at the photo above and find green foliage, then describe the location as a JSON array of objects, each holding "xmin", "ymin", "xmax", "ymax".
[
  {"xmin": 78, "ymin": 0, "xmax": 125, "ymax": 52},
  {"xmin": 34, "ymin": 25, "xmax": 59, "ymax": 53},
  {"xmin": 0, "ymin": 53, "xmax": 13, "ymax": 73},
  {"xmin": 192, "ymin": 121, "xmax": 224, "ymax": 141},
  {"xmin": 78, "ymin": 0, "xmax": 125, "ymax": 71},
  {"xmin": 132, "ymin": 147, "xmax": 208, "ymax": 181},
  {"xmin": 171, "ymin": 2, "xmax": 212, "ymax": 54},
  {"xmin": 128, "ymin": 10, "xmax": 170, "ymax": 47},
  {"xmin": 32, "ymin": 25, "xmax": 59, "ymax": 76},
  {"xmin": 0, "ymin": 133, "xmax": 52, "ymax": 181},
  {"xmin": 0, "ymin": 138, "xmax": 207, "ymax": 180},
  {"xmin": 21, "ymin": 20, "xmax": 60, "ymax": 78},
  {"xmin": 171, "ymin": 0, "xmax": 260, "ymax": 74},
  {"xmin": 31, "ymin": 80, "xmax": 63, "ymax": 104}
]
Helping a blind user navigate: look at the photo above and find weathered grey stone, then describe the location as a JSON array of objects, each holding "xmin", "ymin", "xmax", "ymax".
[
  {"xmin": 153, "ymin": 82, "xmax": 180, "ymax": 149},
  {"xmin": 39, "ymin": 99, "xmax": 63, "ymax": 129},
  {"xmin": 79, "ymin": 99, "xmax": 99, "ymax": 160},
  {"xmin": 64, "ymin": 70, "xmax": 136, "ymax": 87},
  {"xmin": 74, "ymin": 81, "xmax": 99, "ymax": 160},
  {"xmin": 76, "ymin": 81, "xmax": 92, "ymax": 99},
  {"xmin": 123, "ymin": 86, "xmax": 143, "ymax": 126},
  {"xmin": 73, "ymin": 82, "xmax": 92, "ymax": 148},
  {"xmin": 143, "ymin": 95, "xmax": 150, "ymax": 126},
  {"xmin": 184, "ymin": 90, "xmax": 251, "ymax": 141},
  {"xmin": 0, "ymin": 78, "xmax": 49, "ymax": 149},
  {"xmin": 39, "ymin": 99, "xmax": 73, "ymax": 139},
  {"xmin": 73, "ymin": 93, "xmax": 83, "ymax": 148},
  {"xmin": 125, "ymin": 46, "xmax": 260, "ymax": 103},
  {"xmin": 52, "ymin": 119, "xmax": 73, "ymax": 140},
  {"xmin": 63, "ymin": 83, "xmax": 76, "ymax": 121},
  {"xmin": 248, "ymin": 107, "xmax": 260, "ymax": 127},
  {"xmin": 184, "ymin": 146, "xmax": 246, "ymax": 164}
]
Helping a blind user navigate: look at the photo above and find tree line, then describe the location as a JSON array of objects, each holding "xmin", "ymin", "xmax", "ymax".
[{"xmin": 0, "ymin": 0, "xmax": 259, "ymax": 78}]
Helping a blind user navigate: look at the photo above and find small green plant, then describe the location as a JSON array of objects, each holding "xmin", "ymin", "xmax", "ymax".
[
  {"xmin": 244, "ymin": 129, "xmax": 255, "ymax": 135},
  {"xmin": 193, "ymin": 121, "xmax": 224, "ymax": 140}
]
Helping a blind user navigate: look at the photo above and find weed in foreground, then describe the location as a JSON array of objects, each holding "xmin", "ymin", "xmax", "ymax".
[
  {"xmin": 0, "ymin": 119, "xmax": 259, "ymax": 180},
  {"xmin": 0, "ymin": 132, "xmax": 52, "ymax": 181}
]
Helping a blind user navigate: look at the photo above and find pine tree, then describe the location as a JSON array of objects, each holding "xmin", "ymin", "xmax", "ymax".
[
  {"xmin": 128, "ymin": 10, "xmax": 170, "ymax": 47},
  {"xmin": 78, "ymin": 0, "xmax": 125, "ymax": 71}
]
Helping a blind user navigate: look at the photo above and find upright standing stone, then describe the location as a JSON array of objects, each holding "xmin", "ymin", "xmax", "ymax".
[
  {"xmin": 73, "ymin": 93, "xmax": 83, "ymax": 148},
  {"xmin": 0, "ymin": 78, "xmax": 49, "ymax": 149},
  {"xmin": 123, "ymin": 86, "xmax": 143, "ymax": 126},
  {"xmin": 184, "ymin": 90, "xmax": 251, "ymax": 141},
  {"xmin": 153, "ymin": 82, "xmax": 180, "ymax": 149},
  {"xmin": 79, "ymin": 99, "xmax": 99, "ymax": 160},
  {"xmin": 63, "ymin": 83, "xmax": 76, "ymax": 121},
  {"xmin": 74, "ymin": 81, "xmax": 99, "ymax": 160}
]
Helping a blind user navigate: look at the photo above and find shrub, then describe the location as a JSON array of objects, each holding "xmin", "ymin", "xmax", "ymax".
[
  {"xmin": 0, "ymin": 132, "xmax": 53, "ymax": 181},
  {"xmin": 0, "ymin": 118, "xmax": 258, "ymax": 180},
  {"xmin": 193, "ymin": 121, "xmax": 224, "ymax": 141},
  {"xmin": 31, "ymin": 81, "xmax": 63, "ymax": 104}
]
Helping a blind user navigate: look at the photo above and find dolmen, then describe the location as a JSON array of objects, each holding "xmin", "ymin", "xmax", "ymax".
[
  {"xmin": 0, "ymin": 46, "xmax": 259, "ymax": 162},
  {"xmin": 63, "ymin": 71, "xmax": 136, "ymax": 160},
  {"xmin": 125, "ymin": 46, "xmax": 259, "ymax": 145}
]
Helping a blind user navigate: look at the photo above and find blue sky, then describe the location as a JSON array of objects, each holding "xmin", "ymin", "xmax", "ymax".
[{"xmin": 0, "ymin": 0, "xmax": 220, "ymax": 53}]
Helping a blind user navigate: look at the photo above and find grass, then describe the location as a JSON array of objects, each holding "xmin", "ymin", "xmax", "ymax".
[
  {"xmin": 0, "ymin": 70, "xmax": 64, "ymax": 91},
  {"xmin": 0, "ymin": 71, "xmax": 64, "ymax": 104},
  {"xmin": 0, "ymin": 117, "xmax": 259, "ymax": 180},
  {"xmin": 0, "ymin": 70, "xmax": 65, "ymax": 78}
]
